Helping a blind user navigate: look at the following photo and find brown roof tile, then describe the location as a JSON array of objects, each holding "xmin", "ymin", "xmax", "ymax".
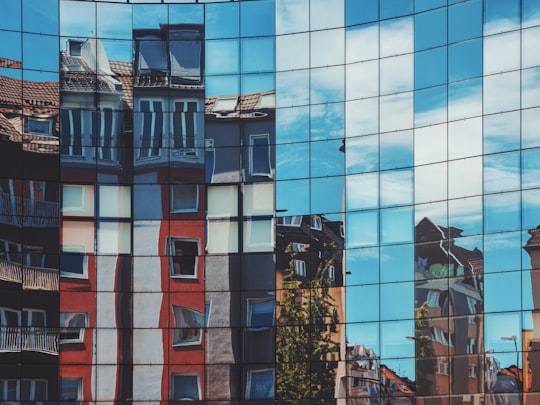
[{"xmin": 0, "ymin": 57, "xmax": 22, "ymax": 69}]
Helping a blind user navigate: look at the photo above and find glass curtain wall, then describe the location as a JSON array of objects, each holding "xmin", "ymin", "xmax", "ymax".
[{"xmin": 0, "ymin": 0, "xmax": 539, "ymax": 404}]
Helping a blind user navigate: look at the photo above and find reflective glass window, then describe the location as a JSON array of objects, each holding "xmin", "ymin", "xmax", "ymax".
[
  {"xmin": 1, "ymin": 0, "xmax": 21, "ymax": 31},
  {"xmin": 484, "ymin": 71, "xmax": 521, "ymax": 114},
  {"xmin": 346, "ymin": 98, "xmax": 379, "ymax": 136},
  {"xmin": 484, "ymin": 192, "xmax": 521, "ymax": 233},
  {"xmin": 380, "ymin": 17, "xmax": 413, "ymax": 57},
  {"xmin": 483, "ymin": 152, "xmax": 520, "ymax": 194},
  {"xmin": 414, "ymin": 123, "xmax": 447, "ymax": 166},
  {"xmin": 448, "ymin": 78, "xmax": 482, "ymax": 121},
  {"xmin": 206, "ymin": 2, "xmax": 239, "ymax": 39},
  {"xmin": 381, "ymin": 206, "xmax": 413, "ymax": 244},
  {"xmin": 448, "ymin": 38, "xmax": 482, "ymax": 82},
  {"xmin": 522, "ymin": 67, "xmax": 540, "ymax": 109},
  {"xmin": 415, "ymin": 47, "xmax": 447, "ymax": 90},
  {"xmin": 380, "ymin": 169, "xmax": 413, "ymax": 207},
  {"xmin": 523, "ymin": 26, "xmax": 540, "ymax": 69},
  {"xmin": 415, "ymin": 8, "xmax": 447, "ymax": 51},
  {"xmin": 346, "ymin": 173, "xmax": 378, "ymax": 211},
  {"xmin": 484, "ymin": 31, "xmax": 520, "ymax": 75},
  {"xmin": 310, "ymin": 0, "xmax": 344, "ymax": 30},
  {"xmin": 346, "ymin": 0, "xmax": 378, "ymax": 25},
  {"xmin": 379, "ymin": 92, "xmax": 413, "ymax": 133},
  {"xmin": 484, "ymin": 0, "xmax": 520, "ymax": 35},
  {"xmin": 448, "ymin": 0, "xmax": 482, "ymax": 44},
  {"xmin": 483, "ymin": 111, "xmax": 520, "ymax": 154},
  {"xmin": 448, "ymin": 117, "xmax": 482, "ymax": 160},
  {"xmin": 414, "ymin": 85, "xmax": 447, "ymax": 127},
  {"xmin": 380, "ymin": 0, "xmax": 413, "ymax": 19},
  {"xmin": 275, "ymin": 0, "xmax": 309, "ymax": 35},
  {"xmin": 380, "ymin": 54, "xmax": 413, "ymax": 94},
  {"xmin": 240, "ymin": 0, "xmax": 274, "ymax": 37},
  {"xmin": 346, "ymin": 23, "xmax": 379, "ymax": 63},
  {"xmin": 346, "ymin": 210, "xmax": 378, "ymax": 248},
  {"xmin": 346, "ymin": 134, "xmax": 378, "ymax": 174}
]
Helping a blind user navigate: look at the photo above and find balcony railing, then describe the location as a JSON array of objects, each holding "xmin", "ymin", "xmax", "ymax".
[
  {"xmin": 0, "ymin": 192, "xmax": 59, "ymax": 227},
  {"xmin": 0, "ymin": 259, "xmax": 59, "ymax": 291},
  {"xmin": 0, "ymin": 327, "xmax": 59, "ymax": 355}
]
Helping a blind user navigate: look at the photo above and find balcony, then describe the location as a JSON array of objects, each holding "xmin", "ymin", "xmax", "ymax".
[
  {"xmin": 0, "ymin": 259, "xmax": 59, "ymax": 291},
  {"xmin": 0, "ymin": 192, "xmax": 59, "ymax": 227},
  {"xmin": 0, "ymin": 327, "xmax": 59, "ymax": 355}
]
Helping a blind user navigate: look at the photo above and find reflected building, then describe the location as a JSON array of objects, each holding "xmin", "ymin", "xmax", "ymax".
[{"xmin": 1, "ymin": 0, "xmax": 540, "ymax": 404}]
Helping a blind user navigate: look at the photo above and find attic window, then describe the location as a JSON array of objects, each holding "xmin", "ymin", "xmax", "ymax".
[
  {"xmin": 213, "ymin": 97, "xmax": 238, "ymax": 112},
  {"xmin": 25, "ymin": 117, "xmax": 52, "ymax": 136},
  {"xmin": 68, "ymin": 40, "xmax": 83, "ymax": 56},
  {"xmin": 256, "ymin": 93, "xmax": 275, "ymax": 109},
  {"xmin": 65, "ymin": 64, "xmax": 85, "ymax": 72}
]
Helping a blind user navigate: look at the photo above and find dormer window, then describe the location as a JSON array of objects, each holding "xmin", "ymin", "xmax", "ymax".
[
  {"xmin": 25, "ymin": 117, "xmax": 52, "ymax": 136},
  {"xmin": 137, "ymin": 35, "xmax": 168, "ymax": 75},
  {"xmin": 169, "ymin": 30, "xmax": 202, "ymax": 83},
  {"xmin": 65, "ymin": 64, "xmax": 85, "ymax": 72},
  {"xmin": 67, "ymin": 40, "xmax": 83, "ymax": 56}
]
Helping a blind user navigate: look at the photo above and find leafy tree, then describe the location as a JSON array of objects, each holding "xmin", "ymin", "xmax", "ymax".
[
  {"xmin": 276, "ymin": 244, "xmax": 340, "ymax": 404},
  {"xmin": 414, "ymin": 301, "xmax": 437, "ymax": 396}
]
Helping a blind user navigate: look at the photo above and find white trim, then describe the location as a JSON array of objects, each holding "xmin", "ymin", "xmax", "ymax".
[
  {"xmin": 293, "ymin": 259, "xmax": 306, "ymax": 277},
  {"xmin": 171, "ymin": 305, "xmax": 204, "ymax": 346},
  {"xmin": 170, "ymin": 373, "xmax": 201, "ymax": 401},
  {"xmin": 167, "ymin": 237, "xmax": 200, "ymax": 279},
  {"xmin": 59, "ymin": 312, "xmax": 88, "ymax": 344},
  {"xmin": 310, "ymin": 215, "xmax": 322, "ymax": 231},
  {"xmin": 60, "ymin": 245, "xmax": 88, "ymax": 279}
]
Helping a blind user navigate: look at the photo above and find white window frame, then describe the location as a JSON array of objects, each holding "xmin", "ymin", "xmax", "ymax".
[
  {"xmin": 167, "ymin": 237, "xmax": 200, "ymax": 279},
  {"xmin": 280, "ymin": 216, "xmax": 302, "ymax": 227},
  {"xmin": 293, "ymin": 259, "xmax": 306, "ymax": 277},
  {"xmin": 247, "ymin": 299, "xmax": 275, "ymax": 331},
  {"xmin": 61, "ymin": 185, "xmax": 86, "ymax": 213},
  {"xmin": 468, "ymin": 363, "xmax": 478, "ymax": 378},
  {"xmin": 60, "ymin": 245, "xmax": 88, "ymax": 279},
  {"xmin": 0, "ymin": 379, "xmax": 19, "ymax": 401},
  {"xmin": 26, "ymin": 117, "xmax": 53, "ymax": 136},
  {"xmin": 172, "ymin": 305, "xmax": 205, "ymax": 347},
  {"xmin": 291, "ymin": 242, "xmax": 308, "ymax": 253},
  {"xmin": 249, "ymin": 134, "xmax": 272, "ymax": 177},
  {"xmin": 310, "ymin": 215, "xmax": 322, "ymax": 231},
  {"xmin": 137, "ymin": 99, "xmax": 164, "ymax": 160},
  {"xmin": 171, "ymin": 99, "xmax": 199, "ymax": 157},
  {"xmin": 245, "ymin": 369, "xmax": 274, "ymax": 400},
  {"xmin": 59, "ymin": 312, "xmax": 88, "ymax": 344},
  {"xmin": 170, "ymin": 373, "xmax": 201, "ymax": 401},
  {"xmin": 327, "ymin": 265, "xmax": 335, "ymax": 281},
  {"xmin": 170, "ymin": 184, "xmax": 199, "ymax": 213}
]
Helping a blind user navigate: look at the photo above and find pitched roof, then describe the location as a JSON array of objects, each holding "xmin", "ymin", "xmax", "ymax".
[
  {"xmin": 0, "ymin": 57, "xmax": 22, "ymax": 69},
  {"xmin": 0, "ymin": 74, "xmax": 59, "ymax": 116},
  {"xmin": 205, "ymin": 90, "xmax": 275, "ymax": 118}
]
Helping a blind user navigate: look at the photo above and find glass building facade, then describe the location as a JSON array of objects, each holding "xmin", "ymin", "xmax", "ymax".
[{"xmin": 0, "ymin": 0, "xmax": 539, "ymax": 404}]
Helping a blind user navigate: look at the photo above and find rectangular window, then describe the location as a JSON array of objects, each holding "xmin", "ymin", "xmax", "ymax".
[
  {"xmin": 291, "ymin": 242, "xmax": 308, "ymax": 252},
  {"xmin": 247, "ymin": 299, "xmax": 275, "ymax": 331},
  {"xmin": 59, "ymin": 312, "xmax": 88, "ymax": 344},
  {"xmin": 60, "ymin": 109, "xmax": 91, "ymax": 156},
  {"xmin": 293, "ymin": 259, "xmax": 306, "ymax": 277},
  {"xmin": 95, "ymin": 108, "xmax": 120, "ymax": 161},
  {"xmin": 138, "ymin": 100, "xmax": 163, "ymax": 159},
  {"xmin": 279, "ymin": 216, "xmax": 302, "ymax": 226},
  {"xmin": 168, "ymin": 238, "xmax": 199, "ymax": 278},
  {"xmin": 170, "ymin": 374, "xmax": 200, "ymax": 401},
  {"xmin": 249, "ymin": 134, "xmax": 271, "ymax": 177},
  {"xmin": 246, "ymin": 369, "xmax": 274, "ymax": 400},
  {"xmin": 243, "ymin": 219, "xmax": 274, "ymax": 253},
  {"xmin": 60, "ymin": 250, "xmax": 87, "ymax": 279},
  {"xmin": 20, "ymin": 379, "xmax": 47, "ymax": 401},
  {"xmin": 62, "ymin": 185, "xmax": 86, "ymax": 213},
  {"xmin": 310, "ymin": 215, "xmax": 322, "ymax": 230},
  {"xmin": 137, "ymin": 36, "xmax": 167, "ymax": 75},
  {"xmin": 172, "ymin": 101, "xmax": 198, "ymax": 155},
  {"xmin": 26, "ymin": 117, "xmax": 52, "ymax": 136},
  {"xmin": 172, "ymin": 305, "xmax": 205, "ymax": 346},
  {"xmin": 327, "ymin": 265, "xmax": 335, "ymax": 281},
  {"xmin": 426, "ymin": 291, "xmax": 440, "ymax": 307},
  {"xmin": 0, "ymin": 379, "xmax": 18, "ymax": 400},
  {"xmin": 169, "ymin": 30, "xmax": 202, "ymax": 83},
  {"xmin": 59, "ymin": 378, "xmax": 82, "ymax": 404},
  {"xmin": 170, "ymin": 184, "xmax": 199, "ymax": 213}
]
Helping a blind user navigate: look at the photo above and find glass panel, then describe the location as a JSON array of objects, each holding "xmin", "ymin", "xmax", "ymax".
[
  {"xmin": 448, "ymin": 196, "xmax": 483, "ymax": 236},
  {"xmin": 484, "ymin": 71, "xmax": 521, "ymax": 115},
  {"xmin": 415, "ymin": 47, "xmax": 447, "ymax": 90},
  {"xmin": 523, "ymin": 148, "xmax": 540, "ymax": 188},
  {"xmin": 240, "ymin": 0, "xmax": 274, "ymax": 37},
  {"xmin": 310, "ymin": 103, "xmax": 344, "ymax": 141},
  {"xmin": 522, "ymin": 67, "xmax": 540, "ymax": 109},
  {"xmin": 346, "ymin": 23, "xmax": 379, "ymax": 63},
  {"xmin": 243, "ymin": 183, "xmax": 274, "ymax": 216},
  {"xmin": 522, "ymin": 107, "xmax": 540, "ymax": 149},
  {"xmin": 448, "ymin": 117, "xmax": 482, "ymax": 160},
  {"xmin": 483, "ymin": 152, "xmax": 520, "ymax": 194},
  {"xmin": 347, "ymin": 284, "xmax": 379, "ymax": 322},
  {"xmin": 415, "ymin": 85, "xmax": 447, "ymax": 127},
  {"xmin": 380, "ymin": 0, "xmax": 413, "ymax": 19},
  {"xmin": 207, "ymin": 221, "xmax": 238, "ymax": 254},
  {"xmin": 415, "ymin": 7, "xmax": 447, "ymax": 51},
  {"xmin": 523, "ymin": 0, "xmax": 540, "ymax": 27},
  {"xmin": 380, "ymin": 130, "xmax": 413, "ymax": 170},
  {"xmin": 380, "ymin": 16, "xmax": 413, "ymax": 57},
  {"xmin": 380, "ymin": 282, "xmax": 414, "ymax": 320},
  {"xmin": 0, "ymin": 0, "xmax": 21, "ymax": 31},
  {"xmin": 60, "ymin": 0, "xmax": 95, "ymax": 38},
  {"xmin": 99, "ymin": 185, "xmax": 131, "ymax": 218},
  {"xmin": 414, "ymin": 123, "xmax": 447, "ymax": 166},
  {"xmin": 97, "ymin": 222, "xmax": 131, "ymax": 254},
  {"xmin": 448, "ymin": 157, "xmax": 482, "ymax": 199},
  {"xmin": 276, "ymin": 33, "xmax": 309, "ymax": 71},
  {"xmin": 523, "ymin": 26, "xmax": 540, "ymax": 69},
  {"xmin": 276, "ymin": 0, "xmax": 309, "ymax": 35},
  {"xmin": 484, "ymin": 0, "xmax": 521, "ymax": 35},
  {"xmin": 483, "ymin": 111, "xmax": 520, "ymax": 154},
  {"xmin": 241, "ymin": 37, "xmax": 274, "ymax": 73},
  {"xmin": 346, "ymin": 134, "xmax": 378, "ymax": 174},
  {"xmin": 97, "ymin": 2, "xmax": 132, "ymax": 40},
  {"xmin": 22, "ymin": 33, "xmax": 58, "ymax": 72},
  {"xmin": 346, "ymin": 98, "xmax": 379, "ymax": 136},
  {"xmin": 415, "ymin": 162, "xmax": 448, "ymax": 204},
  {"xmin": 276, "ymin": 70, "xmax": 309, "ymax": 108},
  {"xmin": 275, "ymin": 142, "xmax": 309, "ymax": 180},
  {"xmin": 380, "ymin": 244, "xmax": 414, "ymax": 283},
  {"xmin": 206, "ymin": 2, "xmax": 239, "ymax": 39},
  {"xmin": 380, "ymin": 54, "xmax": 413, "ymax": 94},
  {"xmin": 484, "ymin": 192, "xmax": 521, "ymax": 233},
  {"xmin": 484, "ymin": 31, "xmax": 520, "ymax": 75},
  {"xmin": 311, "ymin": 176, "xmax": 344, "ymax": 215},
  {"xmin": 346, "ymin": 173, "xmax": 378, "ymax": 211},
  {"xmin": 275, "ymin": 179, "xmax": 309, "ymax": 216},
  {"xmin": 379, "ymin": 92, "xmax": 413, "ymax": 133},
  {"xmin": 448, "ymin": 38, "xmax": 482, "ymax": 82},
  {"xmin": 346, "ymin": 0, "xmax": 378, "ymax": 25},
  {"xmin": 207, "ymin": 185, "xmax": 237, "ymax": 217},
  {"xmin": 380, "ymin": 169, "xmax": 413, "ymax": 207},
  {"xmin": 448, "ymin": 78, "xmax": 482, "ymax": 121},
  {"xmin": 310, "ymin": 0, "xmax": 344, "ymax": 30},
  {"xmin": 523, "ymin": 189, "xmax": 540, "ymax": 229},
  {"xmin": 448, "ymin": 0, "xmax": 482, "ymax": 44},
  {"xmin": 206, "ymin": 39, "xmax": 239, "ymax": 76},
  {"xmin": 346, "ymin": 61, "xmax": 378, "ymax": 100},
  {"xmin": 346, "ymin": 210, "xmax": 378, "ymax": 248},
  {"xmin": 243, "ymin": 220, "xmax": 274, "ymax": 252},
  {"xmin": 310, "ymin": 66, "xmax": 344, "ymax": 104},
  {"xmin": 381, "ymin": 206, "xmax": 414, "ymax": 244},
  {"xmin": 311, "ymin": 28, "xmax": 344, "ymax": 68}
]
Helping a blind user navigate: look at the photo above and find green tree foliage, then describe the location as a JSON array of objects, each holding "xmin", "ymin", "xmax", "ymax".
[
  {"xmin": 276, "ymin": 244, "xmax": 340, "ymax": 404},
  {"xmin": 414, "ymin": 301, "xmax": 437, "ymax": 396}
]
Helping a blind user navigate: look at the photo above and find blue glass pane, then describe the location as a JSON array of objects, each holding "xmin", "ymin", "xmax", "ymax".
[
  {"xmin": 23, "ymin": 0, "xmax": 58, "ymax": 35},
  {"xmin": 448, "ymin": 38, "xmax": 482, "ymax": 82},
  {"xmin": 448, "ymin": 0, "xmax": 482, "ymax": 43},
  {"xmin": 206, "ymin": 2, "xmax": 239, "ymax": 39},
  {"xmin": 484, "ymin": 192, "xmax": 521, "ymax": 233},
  {"xmin": 346, "ymin": 0, "xmax": 378, "ymax": 25},
  {"xmin": 415, "ymin": 8, "xmax": 447, "ymax": 51},
  {"xmin": 381, "ymin": 206, "xmax": 414, "ymax": 244},
  {"xmin": 415, "ymin": 47, "xmax": 447, "ymax": 90},
  {"xmin": 415, "ymin": 0, "xmax": 446, "ymax": 13},
  {"xmin": 380, "ymin": 244, "xmax": 414, "ymax": 283},
  {"xmin": 380, "ymin": 0, "xmax": 413, "ymax": 19},
  {"xmin": 484, "ymin": 0, "xmax": 520, "ymax": 35},
  {"xmin": 241, "ymin": 0, "xmax": 275, "ymax": 37},
  {"xmin": 414, "ymin": 85, "xmax": 447, "ymax": 127},
  {"xmin": 0, "ymin": 0, "xmax": 21, "ymax": 31}
]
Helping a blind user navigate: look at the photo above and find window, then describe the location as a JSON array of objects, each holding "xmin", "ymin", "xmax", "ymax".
[
  {"xmin": 59, "ymin": 378, "xmax": 82, "ymax": 405},
  {"xmin": 25, "ymin": 117, "xmax": 52, "ymax": 136},
  {"xmin": 168, "ymin": 238, "xmax": 199, "ymax": 278},
  {"xmin": 59, "ymin": 312, "xmax": 88, "ymax": 344},
  {"xmin": 213, "ymin": 96, "xmax": 237, "ymax": 112},
  {"xmin": 0, "ymin": 379, "xmax": 48, "ymax": 402},
  {"xmin": 243, "ymin": 219, "xmax": 274, "ymax": 252},
  {"xmin": 172, "ymin": 305, "xmax": 205, "ymax": 346},
  {"xmin": 95, "ymin": 108, "xmax": 120, "ymax": 161},
  {"xmin": 170, "ymin": 30, "xmax": 202, "ymax": 83},
  {"xmin": 279, "ymin": 216, "xmax": 302, "ymax": 226},
  {"xmin": 291, "ymin": 242, "xmax": 308, "ymax": 252},
  {"xmin": 426, "ymin": 291, "xmax": 440, "ymax": 307},
  {"xmin": 340, "ymin": 224, "xmax": 345, "ymax": 238},
  {"xmin": 137, "ymin": 35, "xmax": 167, "ymax": 75},
  {"xmin": 469, "ymin": 364, "xmax": 478, "ymax": 378},
  {"xmin": 60, "ymin": 248, "xmax": 87, "ymax": 279},
  {"xmin": 327, "ymin": 265, "xmax": 335, "ymax": 281},
  {"xmin": 247, "ymin": 299, "xmax": 275, "ymax": 331},
  {"xmin": 170, "ymin": 374, "xmax": 200, "ymax": 401},
  {"xmin": 249, "ymin": 134, "xmax": 271, "ymax": 177},
  {"xmin": 171, "ymin": 101, "xmax": 198, "ymax": 156},
  {"xmin": 62, "ymin": 185, "xmax": 86, "ymax": 213},
  {"xmin": 246, "ymin": 369, "xmax": 274, "ymax": 400},
  {"xmin": 138, "ymin": 100, "xmax": 164, "ymax": 159},
  {"xmin": 293, "ymin": 260, "xmax": 306, "ymax": 277},
  {"xmin": 60, "ymin": 109, "xmax": 90, "ymax": 156},
  {"xmin": 310, "ymin": 215, "xmax": 322, "ymax": 230},
  {"xmin": 436, "ymin": 357, "xmax": 449, "ymax": 375},
  {"xmin": 170, "ymin": 184, "xmax": 199, "ymax": 213}
]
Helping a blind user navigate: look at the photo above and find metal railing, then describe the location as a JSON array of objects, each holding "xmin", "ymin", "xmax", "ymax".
[
  {"xmin": 0, "ymin": 327, "xmax": 59, "ymax": 355},
  {"xmin": 0, "ymin": 192, "xmax": 59, "ymax": 227},
  {"xmin": 0, "ymin": 259, "xmax": 59, "ymax": 291}
]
